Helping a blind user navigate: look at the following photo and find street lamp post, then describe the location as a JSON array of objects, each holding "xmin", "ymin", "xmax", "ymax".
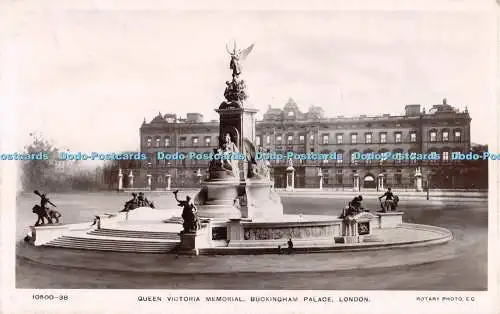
[
  {"xmin": 318, "ymin": 168, "xmax": 323, "ymax": 190},
  {"xmin": 166, "ymin": 161, "xmax": 172, "ymax": 191},
  {"xmin": 426, "ymin": 170, "xmax": 433, "ymax": 200}
]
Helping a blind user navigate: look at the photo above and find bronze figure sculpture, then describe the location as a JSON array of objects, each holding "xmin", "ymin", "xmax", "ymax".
[
  {"xmin": 173, "ymin": 190, "xmax": 200, "ymax": 233},
  {"xmin": 32, "ymin": 190, "xmax": 62, "ymax": 225}
]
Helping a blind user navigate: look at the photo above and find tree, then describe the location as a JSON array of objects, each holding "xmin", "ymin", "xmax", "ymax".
[{"xmin": 21, "ymin": 132, "xmax": 65, "ymax": 191}]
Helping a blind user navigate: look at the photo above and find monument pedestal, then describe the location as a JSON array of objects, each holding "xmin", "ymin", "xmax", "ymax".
[
  {"xmin": 178, "ymin": 230, "xmax": 211, "ymax": 255},
  {"xmin": 376, "ymin": 212, "xmax": 404, "ymax": 228},
  {"xmin": 341, "ymin": 212, "xmax": 376, "ymax": 243},
  {"xmin": 244, "ymin": 178, "xmax": 283, "ymax": 218},
  {"xmin": 196, "ymin": 179, "xmax": 243, "ymax": 218},
  {"xmin": 30, "ymin": 224, "xmax": 69, "ymax": 246}
]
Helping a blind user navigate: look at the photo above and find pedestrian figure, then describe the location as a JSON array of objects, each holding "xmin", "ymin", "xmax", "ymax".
[{"xmin": 287, "ymin": 238, "xmax": 294, "ymax": 254}]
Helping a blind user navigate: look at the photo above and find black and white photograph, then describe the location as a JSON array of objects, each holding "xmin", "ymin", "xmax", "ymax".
[{"xmin": 0, "ymin": 0, "xmax": 498, "ymax": 313}]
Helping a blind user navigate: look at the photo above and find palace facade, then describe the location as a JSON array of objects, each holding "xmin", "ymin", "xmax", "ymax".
[{"xmin": 122, "ymin": 98, "xmax": 482, "ymax": 190}]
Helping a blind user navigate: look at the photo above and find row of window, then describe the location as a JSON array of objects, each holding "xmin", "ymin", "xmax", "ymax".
[
  {"xmin": 256, "ymin": 130, "xmax": 462, "ymax": 146},
  {"xmin": 144, "ymin": 130, "xmax": 463, "ymax": 147},
  {"xmin": 145, "ymin": 136, "xmax": 213, "ymax": 147},
  {"xmin": 145, "ymin": 150, "xmax": 463, "ymax": 168}
]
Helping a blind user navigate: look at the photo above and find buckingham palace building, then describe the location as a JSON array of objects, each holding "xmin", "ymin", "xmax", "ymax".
[{"xmin": 113, "ymin": 97, "xmax": 486, "ymax": 191}]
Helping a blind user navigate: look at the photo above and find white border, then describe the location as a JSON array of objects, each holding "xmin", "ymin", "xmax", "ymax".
[{"xmin": 1, "ymin": 1, "xmax": 499, "ymax": 313}]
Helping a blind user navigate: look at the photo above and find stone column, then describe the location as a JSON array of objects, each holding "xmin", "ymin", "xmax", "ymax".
[
  {"xmin": 318, "ymin": 168, "xmax": 323, "ymax": 190},
  {"xmin": 415, "ymin": 167, "xmax": 423, "ymax": 191},
  {"xmin": 146, "ymin": 173, "xmax": 152, "ymax": 190},
  {"xmin": 196, "ymin": 168, "xmax": 202, "ymax": 185},
  {"xmin": 286, "ymin": 163, "xmax": 295, "ymax": 192},
  {"xmin": 165, "ymin": 174, "xmax": 172, "ymax": 191},
  {"xmin": 353, "ymin": 173, "xmax": 360, "ymax": 192},
  {"xmin": 128, "ymin": 170, "xmax": 134, "ymax": 188},
  {"xmin": 378, "ymin": 173, "xmax": 385, "ymax": 191},
  {"xmin": 118, "ymin": 168, "xmax": 123, "ymax": 191}
]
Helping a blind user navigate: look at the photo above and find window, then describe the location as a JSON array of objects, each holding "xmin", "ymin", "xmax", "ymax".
[
  {"xmin": 364, "ymin": 151, "xmax": 372, "ymax": 164},
  {"xmin": 394, "ymin": 173, "xmax": 402, "ymax": 185},
  {"xmin": 164, "ymin": 137, "xmax": 170, "ymax": 147},
  {"xmin": 442, "ymin": 151, "xmax": 449, "ymax": 161},
  {"xmin": 146, "ymin": 137, "xmax": 152, "ymax": 147},
  {"xmin": 454, "ymin": 131, "xmax": 461, "ymax": 142},
  {"xmin": 442, "ymin": 131, "xmax": 449, "ymax": 142},
  {"xmin": 336, "ymin": 174, "xmax": 343, "ymax": 185},
  {"xmin": 287, "ymin": 135, "xmax": 293, "ymax": 144},
  {"xmin": 266, "ymin": 135, "xmax": 270, "ymax": 145},
  {"xmin": 192, "ymin": 137, "xmax": 199, "ymax": 145},
  {"xmin": 322, "ymin": 135, "xmax": 329, "ymax": 145},
  {"xmin": 180, "ymin": 137, "xmax": 187, "ymax": 147},
  {"xmin": 287, "ymin": 111, "xmax": 294, "ymax": 116},
  {"xmin": 410, "ymin": 132, "xmax": 417, "ymax": 143},
  {"xmin": 351, "ymin": 152, "xmax": 358, "ymax": 164},
  {"xmin": 351, "ymin": 134, "xmax": 357, "ymax": 144},
  {"xmin": 256, "ymin": 136, "xmax": 261, "ymax": 146},
  {"xmin": 299, "ymin": 135, "xmax": 305, "ymax": 144},
  {"xmin": 394, "ymin": 150, "xmax": 403, "ymax": 164},
  {"xmin": 276, "ymin": 135, "xmax": 282, "ymax": 144},
  {"xmin": 408, "ymin": 151, "xmax": 417, "ymax": 164},
  {"xmin": 380, "ymin": 133, "xmax": 387, "ymax": 144},
  {"xmin": 205, "ymin": 136, "xmax": 211, "ymax": 146},
  {"xmin": 337, "ymin": 153, "xmax": 343, "ymax": 164},
  {"xmin": 310, "ymin": 134, "xmax": 315, "ymax": 143},
  {"xmin": 395, "ymin": 132, "xmax": 402, "ymax": 143},
  {"xmin": 365, "ymin": 133, "xmax": 372, "ymax": 144},
  {"xmin": 430, "ymin": 131, "xmax": 437, "ymax": 142},
  {"xmin": 155, "ymin": 137, "xmax": 161, "ymax": 147},
  {"xmin": 336, "ymin": 134, "xmax": 343, "ymax": 144}
]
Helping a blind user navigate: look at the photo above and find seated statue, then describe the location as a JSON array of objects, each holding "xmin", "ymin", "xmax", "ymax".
[
  {"xmin": 173, "ymin": 190, "xmax": 200, "ymax": 233},
  {"xmin": 120, "ymin": 193, "xmax": 139, "ymax": 212},
  {"xmin": 339, "ymin": 195, "xmax": 364, "ymax": 219},
  {"xmin": 208, "ymin": 133, "xmax": 240, "ymax": 179},
  {"xmin": 137, "ymin": 192, "xmax": 155, "ymax": 208}
]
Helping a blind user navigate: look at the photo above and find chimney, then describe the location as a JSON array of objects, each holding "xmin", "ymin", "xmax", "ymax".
[{"xmin": 405, "ymin": 104, "xmax": 421, "ymax": 117}]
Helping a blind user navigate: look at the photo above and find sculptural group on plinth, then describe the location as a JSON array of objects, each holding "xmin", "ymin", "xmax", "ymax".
[
  {"xmin": 220, "ymin": 42, "xmax": 254, "ymax": 109},
  {"xmin": 120, "ymin": 192, "xmax": 155, "ymax": 212},
  {"xmin": 32, "ymin": 190, "xmax": 62, "ymax": 226},
  {"xmin": 208, "ymin": 133, "xmax": 241, "ymax": 180}
]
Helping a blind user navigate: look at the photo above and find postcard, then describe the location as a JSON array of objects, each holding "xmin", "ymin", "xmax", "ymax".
[{"xmin": 0, "ymin": 0, "xmax": 498, "ymax": 313}]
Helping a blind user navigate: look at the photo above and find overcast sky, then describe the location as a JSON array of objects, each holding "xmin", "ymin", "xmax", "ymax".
[{"xmin": 0, "ymin": 2, "xmax": 497, "ymax": 152}]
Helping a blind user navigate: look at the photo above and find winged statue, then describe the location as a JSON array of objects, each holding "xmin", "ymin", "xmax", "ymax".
[{"xmin": 226, "ymin": 41, "xmax": 254, "ymax": 78}]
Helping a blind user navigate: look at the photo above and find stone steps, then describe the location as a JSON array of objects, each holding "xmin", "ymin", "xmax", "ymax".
[
  {"xmin": 362, "ymin": 235, "xmax": 383, "ymax": 242},
  {"xmin": 87, "ymin": 228, "xmax": 180, "ymax": 240},
  {"xmin": 43, "ymin": 236, "xmax": 179, "ymax": 253}
]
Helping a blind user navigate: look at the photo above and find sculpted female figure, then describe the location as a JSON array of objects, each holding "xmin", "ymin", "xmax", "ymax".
[{"xmin": 220, "ymin": 133, "xmax": 240, "ymax": 178}]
